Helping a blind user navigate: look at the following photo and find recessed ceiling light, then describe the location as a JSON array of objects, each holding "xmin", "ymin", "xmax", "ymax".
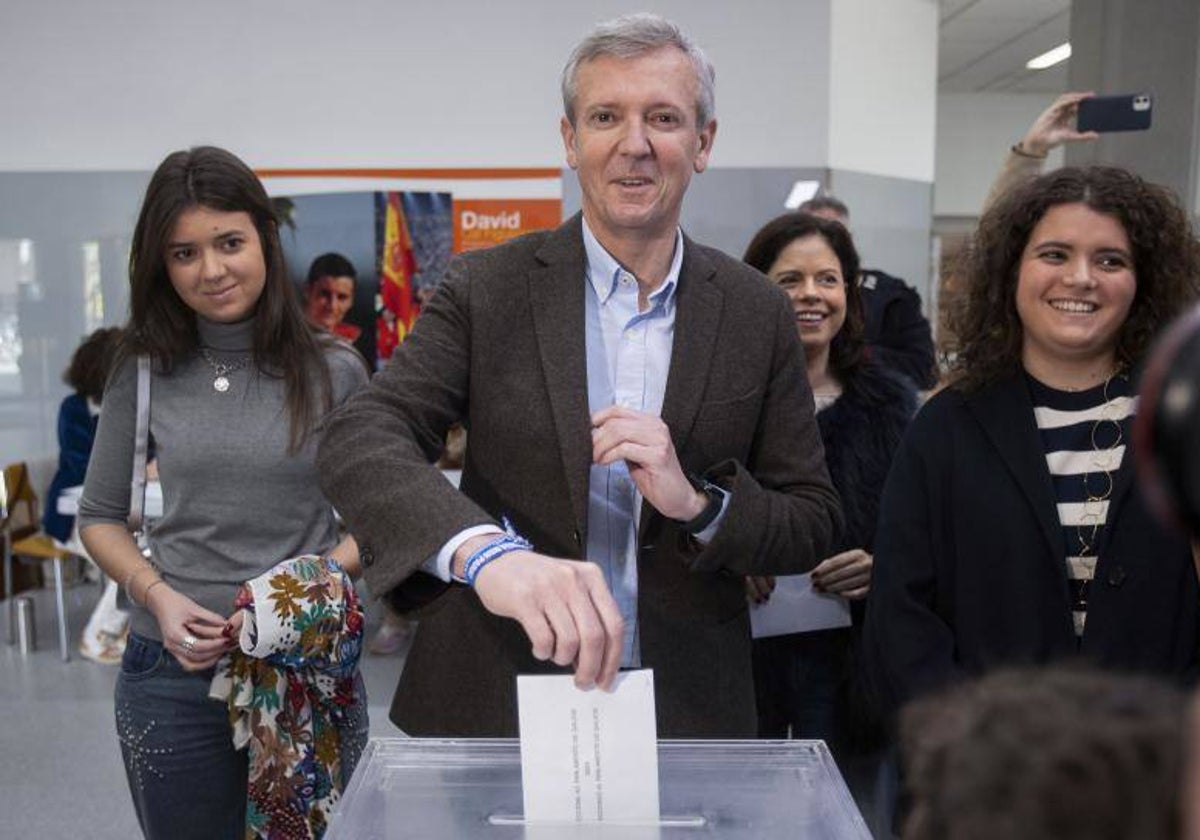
[{"xmin": 1027, "ymin": 42, "xmax": 1071, "ymax": 70}]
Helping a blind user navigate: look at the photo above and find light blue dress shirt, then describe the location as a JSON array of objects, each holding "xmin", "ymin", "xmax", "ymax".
[{"xmin": 582, "ymin": 220, "xmax": 684, "ymax": 667}]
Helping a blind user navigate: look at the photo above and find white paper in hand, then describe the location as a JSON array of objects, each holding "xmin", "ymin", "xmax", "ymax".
[
  {"xmin": 517, "ymin": 670, "xmax": 660, "ymax": 824},
  {"xmin": 749, "ymin": 572, "xmax": 852, "ymax": 639}
]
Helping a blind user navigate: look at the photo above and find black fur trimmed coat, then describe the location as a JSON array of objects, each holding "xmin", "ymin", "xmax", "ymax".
[{"xmin": 817, "ymin": 361, "xmax": 918, "ymax": 556}]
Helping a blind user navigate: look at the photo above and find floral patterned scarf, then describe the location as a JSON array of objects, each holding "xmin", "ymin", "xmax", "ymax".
[{"xmin": 209, "ymin": 554, "xmax": 364, "ymax": 839}]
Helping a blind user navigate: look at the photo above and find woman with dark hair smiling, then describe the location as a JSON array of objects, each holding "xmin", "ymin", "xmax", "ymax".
[
  {"xmin": 863, "ymin": 166, "xmax": 1200, "ymax": 717},
  {"xmin": 77, "ymin": 146, "xmax": 369, "ymax": 839},
  {"xmin": 742, "ymin": 213, "xmax": 916, "ymax": 785}
]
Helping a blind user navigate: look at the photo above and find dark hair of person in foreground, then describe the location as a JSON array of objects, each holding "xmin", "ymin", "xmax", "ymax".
[{"xmin": 900, "ymin": 667, "xmax": 1184, "ymax": 840}]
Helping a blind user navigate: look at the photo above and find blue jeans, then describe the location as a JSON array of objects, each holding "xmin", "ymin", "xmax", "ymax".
[{"xmin": 114, "ymin": 633, "xmax": 369, "ymax": 840}]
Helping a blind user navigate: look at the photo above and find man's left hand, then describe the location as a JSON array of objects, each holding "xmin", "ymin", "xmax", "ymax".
[{"xmin": 591, "ymin": 405, "xmax": 706, "ymax": 521}]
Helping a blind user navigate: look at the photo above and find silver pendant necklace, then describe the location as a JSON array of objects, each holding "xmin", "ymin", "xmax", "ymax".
[{"xmin": 199, "ymin": 348, "xmax": 249, "ymax": 392}]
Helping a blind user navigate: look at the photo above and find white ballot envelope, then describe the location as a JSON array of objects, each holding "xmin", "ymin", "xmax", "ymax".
[
  {"xmin": 750, "ymin": 572, "xmax": 852, "ymax": 639},
  {"xmin": 517, "ymin": 670, "xmax": 660, "ymax": 824}
]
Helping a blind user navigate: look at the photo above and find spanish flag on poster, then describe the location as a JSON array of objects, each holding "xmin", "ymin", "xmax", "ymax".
[{"xmin": 376, "ymin": 192, "xmax": 419, "ymax": 363}]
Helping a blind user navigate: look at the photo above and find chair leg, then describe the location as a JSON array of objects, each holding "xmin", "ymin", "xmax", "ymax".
[
  {"xmin": 53, "ymin": 556, "xmax": 69, "ymax": 662},
  {"xmin": 4, "ymin": 536, "xmax": 13, "ymax": 645}
]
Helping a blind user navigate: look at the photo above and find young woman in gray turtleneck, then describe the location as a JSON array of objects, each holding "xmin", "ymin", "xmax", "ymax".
[{"xmin": 78, "ymin": 146, "xmax": 369, "ymax": 839}]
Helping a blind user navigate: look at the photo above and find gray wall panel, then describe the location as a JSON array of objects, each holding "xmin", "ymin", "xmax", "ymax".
[
  {"xmin": 827, "ymin": 169, "xmax": 934, "ymax": 307},
  {"xmin": 1068, "ymin": 0, "xmax": 1200, "ymax": 213}
]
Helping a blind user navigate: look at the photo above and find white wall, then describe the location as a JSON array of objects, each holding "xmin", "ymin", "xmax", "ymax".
[
  {"xmin": 828, "ymin": 0, "xmax": 938, "ymax": 182},
  {"xmin": 0, "ymin": 0, "xmax": 829, "ymax": 171},
  {"xmin": 0, "ymin": 0, "xmax": 946, "ymax": 464},
  {"xmin": 1, "ymin": 0, "xmax": 951, "ymax": 186},
  {"xmin": 934, "ymin": 91, "xmax": 1064, "ymax": 218}
]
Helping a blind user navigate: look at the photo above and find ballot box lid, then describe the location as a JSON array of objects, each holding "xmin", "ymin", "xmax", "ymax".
[{"xmin": 327, "ymin": 738, "xmax": 872, "ymax": 839}]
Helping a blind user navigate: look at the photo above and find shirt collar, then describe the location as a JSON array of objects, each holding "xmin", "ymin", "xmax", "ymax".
[{"xmin": 581, "ymin": 217, "xmax": 684, "ymax": 309}]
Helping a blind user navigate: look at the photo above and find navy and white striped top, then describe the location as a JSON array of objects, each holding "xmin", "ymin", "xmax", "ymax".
[{"xmin": 1027, "ymin": 373, "xmax": 1135, "ymax": 638}]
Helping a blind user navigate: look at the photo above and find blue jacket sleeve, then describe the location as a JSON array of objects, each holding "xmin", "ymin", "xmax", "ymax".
[{"xmin": 42, "ymin": 394, "xmax": 97, "ymax": 541}]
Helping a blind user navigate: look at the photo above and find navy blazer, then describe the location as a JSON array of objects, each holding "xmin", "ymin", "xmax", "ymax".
[{"xmin": 862, "ymin": 372, "xmax": 1200, "ymax": 715}]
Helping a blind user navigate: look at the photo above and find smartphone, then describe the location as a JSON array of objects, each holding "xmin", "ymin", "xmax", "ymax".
[{"xmin": 1077, "ymin": 93, "xmax": 1153, "ymax": 133}]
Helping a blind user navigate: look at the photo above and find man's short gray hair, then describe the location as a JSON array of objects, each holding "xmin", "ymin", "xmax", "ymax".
[{"xmin": 561, "ymin": 13, "xmax": 716, "ymax": 129}]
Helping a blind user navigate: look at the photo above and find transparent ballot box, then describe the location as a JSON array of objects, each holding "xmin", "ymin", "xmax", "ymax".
[{"xmin": 326, "ymin": 738, "xmax": 872, "ymax": 839}]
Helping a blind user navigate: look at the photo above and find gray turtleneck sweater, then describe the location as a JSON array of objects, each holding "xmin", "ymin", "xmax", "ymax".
[{"xmin": 78, "ymin": 316, "xmax": 369, "ymax": 642}]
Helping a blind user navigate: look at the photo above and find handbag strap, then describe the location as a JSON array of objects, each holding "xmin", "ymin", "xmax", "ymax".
[{"xmin": 129, "ymin": 354, "xmax": 151, "ymax": 534}]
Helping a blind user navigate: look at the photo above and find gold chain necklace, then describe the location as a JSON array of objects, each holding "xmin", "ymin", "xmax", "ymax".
[{"xmin": 1074, "ymin": 370, "xmax": 1128, "ymax": 607}]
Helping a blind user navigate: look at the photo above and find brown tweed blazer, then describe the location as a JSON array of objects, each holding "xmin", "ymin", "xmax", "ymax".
[{"xmin": 317, "ymin": 214, "xmax": 841, "ymax": 737}]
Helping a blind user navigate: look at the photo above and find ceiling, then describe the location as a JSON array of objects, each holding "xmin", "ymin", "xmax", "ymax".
[{"xmin": 939, "ymin": 0, "xmax": 1071, "ymax": 93}]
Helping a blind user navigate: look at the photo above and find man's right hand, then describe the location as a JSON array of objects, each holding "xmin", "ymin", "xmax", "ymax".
[{"xmin": 454, "ymin": 538, "xmax": 625, "ymax": 690}]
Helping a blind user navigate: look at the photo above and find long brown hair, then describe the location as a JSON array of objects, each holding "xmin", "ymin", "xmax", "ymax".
[
  {"xmin": 125, "ymin": 146, "xmax": 331, "ymax": 451},
  {"xmin": 950, "ymin": 166, "xmax": 1200, "ymax": 391}
]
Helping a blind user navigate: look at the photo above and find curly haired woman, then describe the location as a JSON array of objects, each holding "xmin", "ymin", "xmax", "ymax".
[{"xmin": 863, "ymin": 166, "xmax": 1200, "ymax": 715}]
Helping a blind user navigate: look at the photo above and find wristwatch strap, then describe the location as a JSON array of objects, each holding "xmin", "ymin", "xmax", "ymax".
[{"xmin": 678, "ymin": 474, "xmax": 723, "ymax": 534}]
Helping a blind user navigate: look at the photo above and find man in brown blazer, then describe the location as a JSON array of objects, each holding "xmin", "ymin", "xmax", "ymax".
[{"xmin": 318, "ymin": 13, "xmax": 841, "ymax": 737}]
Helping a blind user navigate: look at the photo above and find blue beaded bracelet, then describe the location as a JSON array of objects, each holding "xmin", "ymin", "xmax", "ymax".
[{"xmin": 462, "ymin": 519, "xmax": 533, "ymax": 587}]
